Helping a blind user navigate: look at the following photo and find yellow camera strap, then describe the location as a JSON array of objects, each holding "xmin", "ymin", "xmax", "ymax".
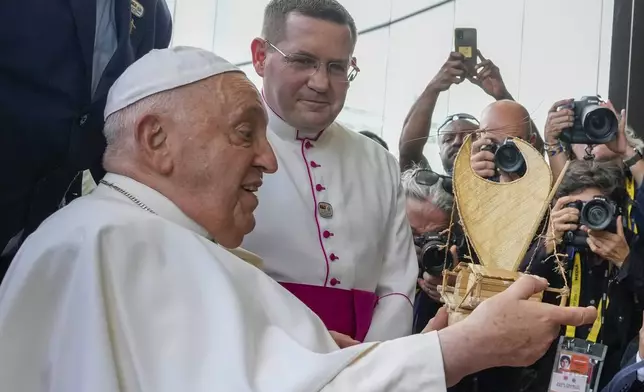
[
  {"xmin": 565, "ymin": 253, "xmax": 610, "ymax": 343},
  {"xmin": 626, "ymin": 176, "xmax": 638, "ymax": 234}
]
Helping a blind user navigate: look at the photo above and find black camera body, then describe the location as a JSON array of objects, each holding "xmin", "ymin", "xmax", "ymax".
[
  {"xmin": 562, "ymin": 196, "xmax": 620, "ymax": 249},
  {"xmin": 558, "ymin": 96, "xmax": 618, "ymax": 145},
  {"xmin": 414, "ymin": 229, "xmax": 467, "ymax": 276},
  {"xmin": 481, "ymin": 138, "xmax": 526, "ymax": 176}
]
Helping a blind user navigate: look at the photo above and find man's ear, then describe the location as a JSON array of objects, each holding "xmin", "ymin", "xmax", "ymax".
[
  {"xmin": 251, "ymin": 37, "xmax": 268, "ymax": 77},
  {"xmin": 134, "ymin": 114, "xmax": 173, "ymax": 174}
]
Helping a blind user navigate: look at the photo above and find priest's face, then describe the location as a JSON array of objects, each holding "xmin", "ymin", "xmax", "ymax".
[
  {"xmin": 172, "ymin": 73, "xmax": 277, "ymax": 248},
  {"xmin": 257, "ymin": 13, "xmax": 354, "ymax": 133}
]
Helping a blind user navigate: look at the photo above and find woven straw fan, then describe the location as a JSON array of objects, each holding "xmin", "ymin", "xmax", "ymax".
[{"xmin": 452, "ymin": 135, "xmax": 553, "ymax": 272}]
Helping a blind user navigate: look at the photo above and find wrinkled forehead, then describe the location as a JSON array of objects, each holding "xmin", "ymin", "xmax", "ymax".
[
  {"xmin": 480, "ymin": 114, "xmax": 529, "ymax": 141},
  {"xmin": 203, "ymin": 73, "xmax": 265, "ymax": 113}
]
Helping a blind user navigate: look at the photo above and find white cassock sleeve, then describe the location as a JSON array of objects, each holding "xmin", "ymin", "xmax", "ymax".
[
  {"xmin": 323, "ymin": 333, "xmax": 447, "ymax": 391},
  {"xmin": 364, "ymin": 175, "xmax": 418, "ymax": 341},
  {"xmin": 0, "ymin": 210, "xmax": 443, "ymax": 392}
]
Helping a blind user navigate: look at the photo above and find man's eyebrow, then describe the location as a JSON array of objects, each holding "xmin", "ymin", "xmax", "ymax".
[
  {"xmin": 235, "ymin": 103, "xmax": 266, "ymax": 120},
  {"xmin": 293, "ymin": 50, "xmax": 349, "ymax": 64}
]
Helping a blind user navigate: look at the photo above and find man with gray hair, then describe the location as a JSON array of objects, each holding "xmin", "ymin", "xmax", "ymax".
[
  {"xmin": 401, "ymin": 166, "xmax": 453, "ymax": 329},
  {"xmin": 0, "ymin": 47, "xmax": 597, "ymax": 392}
]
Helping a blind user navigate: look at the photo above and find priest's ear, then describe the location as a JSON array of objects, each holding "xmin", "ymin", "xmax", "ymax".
[
  {"xmin": 251, "ymin": 38, "xmax": 268, "ymax": 77},
  {"xmin": 134, "ymin": 114, "xmax": 173, "ymax": 175}
]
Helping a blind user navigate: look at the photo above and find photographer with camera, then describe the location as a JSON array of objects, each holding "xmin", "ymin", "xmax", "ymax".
[
  {"xmin": 401, "ymin": 166, "xmax": 454, "ymax": 320},
  {"xmin": 520, "ymin": 160, "xmax": 644, "ymax": 389},
  {"xmin": 470, "ymin": 99, "xmax": 541, "ymax": 182},
  {"xmin": 545, "ymin": 98, "xmax": 644, "ymax": 232},
  {"xmin": 402, "ymin": 166, "xmax": 522, "ymax": 392},
  {"xmin": 398, "ymin": 51, "xmax": 541, "ymax": 173}
]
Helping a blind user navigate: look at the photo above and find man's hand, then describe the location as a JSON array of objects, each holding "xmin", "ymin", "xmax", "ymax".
[
  {"xmin": 603, "ymin": 101, "xmax": 629, "ymax": 157},
  {"xmin": 437, "ymin": 275, "xmax": 597, "ymax": 386},
  {"xmin": 422, "ymin": 306, "xmax": 449, "ymax": 333},
  {"xmin": 418, "ymin": 272, "xmax": 442, "ymax": 302},
  {"xmin": 418, "ymin": 245, "xmax": 459, "ymax": 302},
  {"xmin": 329, "ymin": 331, "xmax": 360, "ymax": 349},
  {"xmin": 469, "ymin": 50, "xmax": 510, "ymax": 100},
  {"xmin": 583, "ymin": 216, "xmax": 630, "ymax": 268},
  {"xmin": 471, "ymin": 136, "xmax": 496, "ymax": 178},
  {"xmin": 547, "ymin": 195, "xmax": 580, "ymax": 252},
  {"xmin": 545, "ymin": 99, "xmax": 575, "ymax": 145},
  {"xmin": 428, "ymin": 52, "xmax": 467, "ymax": 93}
]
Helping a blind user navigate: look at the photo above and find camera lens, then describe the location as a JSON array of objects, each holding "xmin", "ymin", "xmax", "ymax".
[
  {"xmin": 418, "ymin": 236, "xmax": 451, "ymax": 276},
  {"xmin": 495, "ymin": 142, "xmax": 525, "ymax": 174},
  {"xmin": 581, "ymin": 199, "xmax": 612, "ymax": 231},
  {"xmin": 581, "ymin": 106, "xmax": 617, "ymax": 143}
]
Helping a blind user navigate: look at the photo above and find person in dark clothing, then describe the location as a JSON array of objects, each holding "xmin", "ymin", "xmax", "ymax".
[
  {"xmin": 0, "ymin": 0, "xmax": 172, "ymax": 279},
  {"xmin": 520, "ymin": 160, "xmax": 644, "ymax": 390},
  {"xmin": 544, "ymin": 100, "xmax": 644, "ymax": 233}
]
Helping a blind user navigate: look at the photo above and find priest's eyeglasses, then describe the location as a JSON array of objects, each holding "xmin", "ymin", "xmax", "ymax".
[
  {"xmin": 265, "ymin": 40, "xmax": 360, "ymax": 83},
  {"xmin": 414, "ymin": 169, "xmax": 453, "ymax": 195}
]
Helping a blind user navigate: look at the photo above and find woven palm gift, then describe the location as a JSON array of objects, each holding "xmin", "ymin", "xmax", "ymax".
[{"xmin": 438, "ymin": 135, "xmax": 569, "ymax": 325}]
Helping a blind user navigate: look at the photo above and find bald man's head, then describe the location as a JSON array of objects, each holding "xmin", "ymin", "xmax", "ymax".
[{"xmin": 479, "ymin": 100, "xmax": 534, "ymax": 145}]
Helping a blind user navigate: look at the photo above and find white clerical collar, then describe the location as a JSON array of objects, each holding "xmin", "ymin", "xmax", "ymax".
[
  {"xmin": 262, "ymin": 91, "xmax": 327, "ymax": 141},
  {"xmin": 97, "ymin": 173, "xmax": 265, "ymax": 268},
  {"xmin": 98, "ymin": 173, "xmax": 212, "ymax": 239}
]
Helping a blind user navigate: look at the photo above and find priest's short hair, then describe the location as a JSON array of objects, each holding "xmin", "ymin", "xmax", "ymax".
[{"xmin": 262, "ymin": 0, "xmax": 357, "ymax": 46}]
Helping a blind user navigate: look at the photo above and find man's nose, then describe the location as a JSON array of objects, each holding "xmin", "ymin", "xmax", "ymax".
[
  {"xmin": 255, "ymin": 137, "xmax": 278, "ymax": 174},
  {"xmin": 307, "ymin": 65, "xmax": 330, "ymax": 93}
]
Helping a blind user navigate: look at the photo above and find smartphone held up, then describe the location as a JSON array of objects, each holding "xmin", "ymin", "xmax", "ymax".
[{"xmin": 455, "ymin": 27, "xmax": 477, "ymax": 76}]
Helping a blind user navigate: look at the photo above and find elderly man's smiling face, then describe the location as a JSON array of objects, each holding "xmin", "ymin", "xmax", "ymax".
[{"xmin": 168, "ymin": 72, "xmax": 278, "ymax": 247}]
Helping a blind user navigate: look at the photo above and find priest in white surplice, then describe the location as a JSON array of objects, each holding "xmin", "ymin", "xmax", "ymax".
[
  {"xmin": 0, "ymin": 47, "xmax": 597, "ymax": 392},
  {"xmin": 243, "ymin": 0, "xmax": 417, "ymax": 345}
]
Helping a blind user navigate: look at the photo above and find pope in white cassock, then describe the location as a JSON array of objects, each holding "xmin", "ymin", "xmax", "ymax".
[
  {"xmin": 242, "ymin": 0, "xmax": 417, "ymax": 344},
  {"xmin": 0, "ymin": 47, "xmax": 598, "ymax": 392}
]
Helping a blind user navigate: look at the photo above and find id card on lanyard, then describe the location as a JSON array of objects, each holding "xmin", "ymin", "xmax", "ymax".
[
  {"xmin": 548, "ymin": 251, "xmax": 609, "ymax": 392},
  {"xmin": 626, "ymin": 176, "xmax": 638, "ymax": 234}
]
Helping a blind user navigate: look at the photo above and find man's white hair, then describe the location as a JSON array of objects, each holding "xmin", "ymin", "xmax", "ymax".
[
  {"xmin": 401, "ymin": 166, "xmax": 453, "ymax": 214},
  {"xmin": 103, "ymin": 90, "xmax": 183, "ymax": 160}
]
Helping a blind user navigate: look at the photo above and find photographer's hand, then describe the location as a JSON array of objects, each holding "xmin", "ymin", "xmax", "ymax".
[
  {"xmin": 547, "ymin": 196, "xmax": 580, "ymax": 254},
  {"xmin": 418, "ymin": 246, "xmax": 459, "ymax": 302},
  {"xmin": 545, "ymin": 99, "xmax": 575, "ymax": 145},
  {"xmin": 603, "ymin": 101, "xmax": 628, "ymax": 156},
  {"xmin": 584, "ymin": 216, "xmax": 630, "ymax": 268},
  {"xmin": 470, "ymin": 136, "xmax": 496, "ymax": 178},
  {"xmin": 468, "ymin": 50, "xmax": 511, "ymax": 101},
  {"xmin": 418, "ymin": 272, "xmax": 442, "ymax": 302}
]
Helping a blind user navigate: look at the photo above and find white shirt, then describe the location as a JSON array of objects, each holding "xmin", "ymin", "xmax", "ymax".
[
  {"xmin": 0, "ymin": 173, "xmax": 446, "ymax": 392},
  {"xmin": 243, "ymin": 105, "xmax": 418, "ymax": 341}
]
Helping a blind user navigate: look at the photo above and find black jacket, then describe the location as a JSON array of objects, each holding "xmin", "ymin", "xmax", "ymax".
[{"xmin": 0, "ymin": 0, "xmax": 172, "ymax": 277}]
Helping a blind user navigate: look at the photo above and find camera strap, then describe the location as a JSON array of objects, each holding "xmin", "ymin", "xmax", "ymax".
[
  {"xmin": 565, "ymin": 252, "xmax": 610, "ymax": 344},
  {"xmin": 625, "ymin": 176, "xmax": 638, "ymax": 234}
]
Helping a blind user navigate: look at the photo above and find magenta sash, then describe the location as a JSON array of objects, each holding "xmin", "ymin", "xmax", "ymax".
[{"xmin": 280, "ymin": 282, "xmax": 378, "ymax": 342}]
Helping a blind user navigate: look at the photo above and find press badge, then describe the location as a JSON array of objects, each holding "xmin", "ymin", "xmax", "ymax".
[{"xmin": 548, "ymin": 337, "xmax": 607, "ymax": 392}]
